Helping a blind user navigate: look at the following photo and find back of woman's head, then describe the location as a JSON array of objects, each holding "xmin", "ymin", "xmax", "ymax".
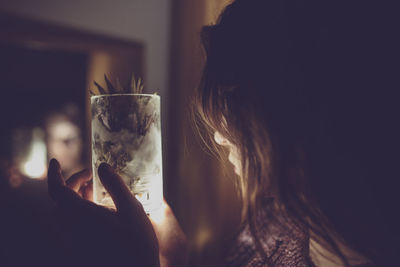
[{"xmin": 195, "ymin": 0, "xmax": 399, "ymax": 265}]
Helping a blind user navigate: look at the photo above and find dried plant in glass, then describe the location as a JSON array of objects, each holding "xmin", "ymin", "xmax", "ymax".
[{"xmin": 90, "ymin": 75, "xmax": 163, "ymax": 213}]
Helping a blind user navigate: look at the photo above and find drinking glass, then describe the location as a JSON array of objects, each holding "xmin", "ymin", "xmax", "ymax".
[{"xmin": 91, "ymin": 94, "xmax": 163, "ymax": 214}]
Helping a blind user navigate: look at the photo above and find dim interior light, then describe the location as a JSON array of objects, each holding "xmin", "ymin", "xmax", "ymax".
[
  {"xmin": 195, "ymin": 226, "xmax": 212, "ymax": 249},
  {"xmin": 21, "ymin": 128, "xmax": 47, "ymax": 179},
  {"xmin": 149, "ymin": 200, "xmax": 167, "ymax": 224}
]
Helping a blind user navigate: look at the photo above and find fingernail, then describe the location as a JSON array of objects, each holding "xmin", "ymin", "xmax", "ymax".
[{"xmin": 98, "ymin": 162, "xmax": 112, "ymax": 177}]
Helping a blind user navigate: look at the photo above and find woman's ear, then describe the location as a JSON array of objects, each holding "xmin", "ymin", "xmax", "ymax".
[{"xmin": 214, "ymin": 131, "xmax": 229, "ymax": 146}]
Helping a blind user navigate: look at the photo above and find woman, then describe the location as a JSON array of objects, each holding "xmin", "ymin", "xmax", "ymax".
[
  {"xmin": 47, "ymin": 0, "xmax": 399, "ymax": 266},
  {"xmin": 44, "ymin": 103, "xmax": 86, "ymax": 179}
]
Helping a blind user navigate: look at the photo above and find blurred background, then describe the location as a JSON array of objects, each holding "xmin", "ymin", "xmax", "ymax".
[{"xmin": 0, "ymin": 0, "xmax": 240, "ymax": 266}]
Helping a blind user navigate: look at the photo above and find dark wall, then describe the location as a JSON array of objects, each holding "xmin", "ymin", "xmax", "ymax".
[{"xmin": 0, "ymin": 43, "xmax": 88, "ymax": 157}]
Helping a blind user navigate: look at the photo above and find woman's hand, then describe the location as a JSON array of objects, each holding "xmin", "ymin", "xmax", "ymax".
[
  {"xmin": 49, "ymin": 158, "xmax": 188, "ymax": 267},
  {"xmin": 48, "ymin": 158, "xmax": 160, "ymax": 267},
  {"xmin": 149, "ymin": 201, "xmax": 188, "ymax": 267}
]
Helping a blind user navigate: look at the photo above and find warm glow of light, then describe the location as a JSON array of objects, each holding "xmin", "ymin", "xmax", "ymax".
[
  {"xmin": 21, "ymin": 128, "xmax": 47, "ymax": 179},
  {"xmin": 149, "ymin": 201, "xmax": 167, "ymax": 224},
  {"xmin": 23, "ymin": 159, "xmax": 46, "ymax": 178},
  {"xmin": 195, "ymin": 227, "xmax": 212, "ymax": 248}
]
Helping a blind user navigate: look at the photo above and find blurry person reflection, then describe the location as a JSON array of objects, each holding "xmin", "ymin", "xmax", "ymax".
[
  {"xmin": 0, "ymin": 154, "xmax": 25, "ymax": 189},
  {"xmin": 44, "ymin": 104, "xmax": 86, "ymax": 179},
  {"xmin": 0, "ymin": 156, "xmax": 12, "ymax": 192}
]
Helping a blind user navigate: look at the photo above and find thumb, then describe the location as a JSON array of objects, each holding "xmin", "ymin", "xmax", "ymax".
[{"xmin": 98, "ymin": 163, "xmax": 145, "ymax": 217}]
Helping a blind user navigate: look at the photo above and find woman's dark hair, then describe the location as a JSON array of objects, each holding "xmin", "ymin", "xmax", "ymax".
[
  {"xmin": 194, "ymin": 0, "xmax": 399, "ymax": 265},
  {"xmin": 44, "ymin": 103, "xmax": 84, "ymax": 133}
]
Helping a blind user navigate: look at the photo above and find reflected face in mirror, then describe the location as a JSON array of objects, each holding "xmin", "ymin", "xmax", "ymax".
[
  {"xmin": 46, "ymin": 116, "xmax": 82, "ymax": 173},
  {"xmin": 214, "ymin": 131, "xmax": 242, "ymax": 176}
]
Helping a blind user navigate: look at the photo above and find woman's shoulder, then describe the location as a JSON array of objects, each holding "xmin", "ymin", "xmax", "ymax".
[
  {"xmin": 223, "ymin": 209, "xmax": 378, "ymax": 267},
  {"xmin": 223, "ymin": 208, "xmax": 315, "ymax": 267}
]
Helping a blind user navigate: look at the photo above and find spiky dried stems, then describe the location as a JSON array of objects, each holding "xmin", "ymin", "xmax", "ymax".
[{"xmin": 90, "ymin": 74, "xmax": 147, "ymax": 96}]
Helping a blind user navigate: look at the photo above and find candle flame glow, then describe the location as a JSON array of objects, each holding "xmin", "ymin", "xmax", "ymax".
[{"xmin": 22, "ymin": 128, "xmax": 47, "ymax": 179}]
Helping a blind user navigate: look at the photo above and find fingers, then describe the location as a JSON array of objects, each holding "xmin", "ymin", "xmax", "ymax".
[
  {"xmin": 48, "ymin": 158, "xmax": 82, "ymax": 206},
  {"xmin": 48, "ymin": 159, "xmax": 119, "ymax": 222},
  {"xmin": 66, "ymin": 169, "xmax": 92, "ymax": 192},
  {"xmin": 98, "ymin": 163, "xmax": 145, "ymax": 218},
  {"xmin": 48, "ymin": 158, "xmax": 66, "ymax": 201},
  {"xmin": 48, "ymin": 159, "xmax": 94, "ymax": 209},
  {"xmin": 82, "ymin": 181, "xmax": 93, "ymax": 201}
]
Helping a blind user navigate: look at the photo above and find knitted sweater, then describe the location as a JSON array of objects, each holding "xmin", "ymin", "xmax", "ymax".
[{"xmin": 223, "ymin": 207, "xmax": 374, "ymax": 267}]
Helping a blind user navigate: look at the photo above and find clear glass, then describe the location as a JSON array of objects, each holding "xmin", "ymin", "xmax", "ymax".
[{"xmin": 91, "ymin": 94, "xmax": 163, "ymax": 214}]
